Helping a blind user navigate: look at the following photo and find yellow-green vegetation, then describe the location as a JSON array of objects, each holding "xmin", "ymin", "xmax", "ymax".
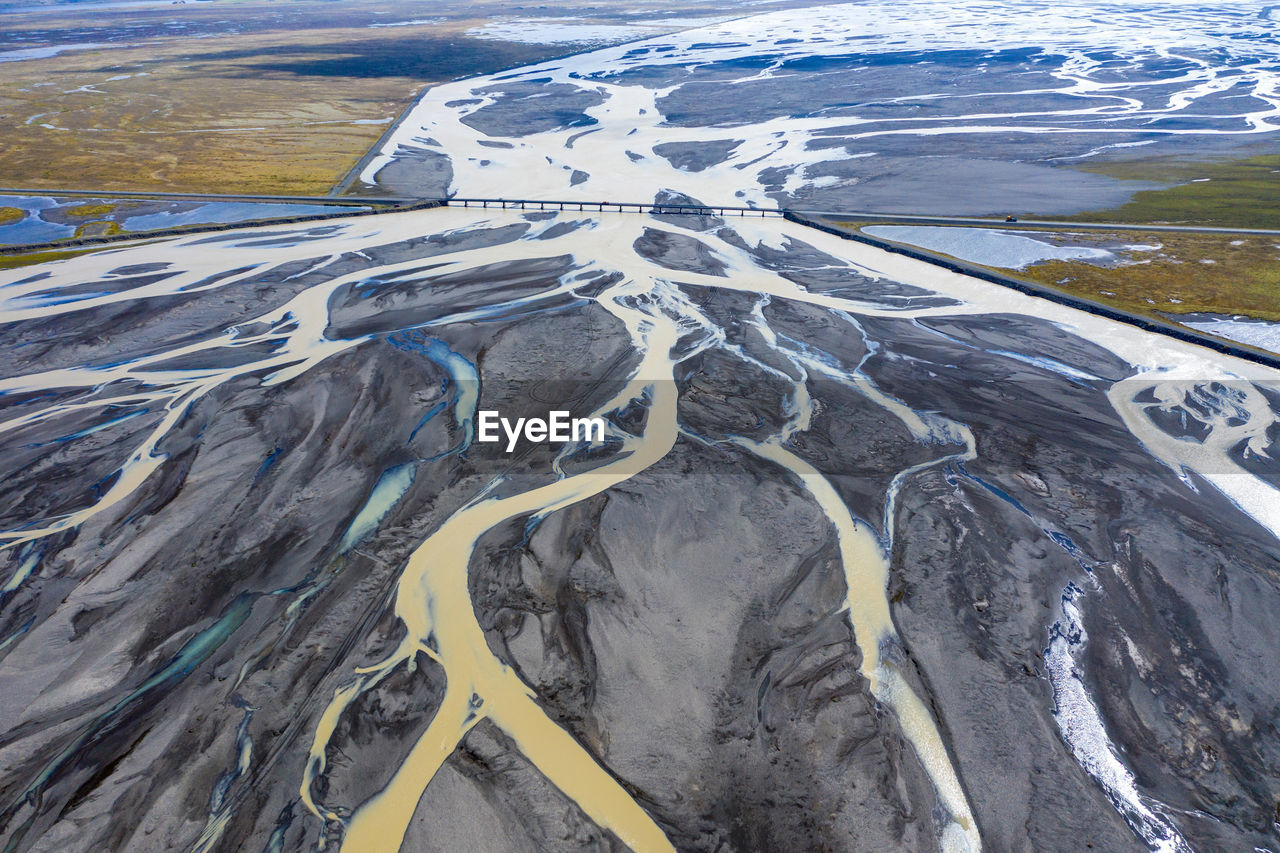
[
  {"xmin": 0, "ymin": 207, "xmax": 24, "ymax": 226},
  {"xmin": 0, "ymin": 248, "xmax": 93, "ymax": 271},
  {"xmin": 73, "ymin": 220, "xmax": 125, "ymax": 239},
  {"xmin": 843, "ymin": 223, "xmax": 1280, "ymax": 322},
  {"xmin": 0, "ymin": 0, "xmax": 842, "ymax": 196},
  {"xmin": 1013, "ymin": 232, "xmax": 1280, "ymax": 322},
  {"xmin": 65, "ymin": 202, "xmax": 119, "ymax": 218},
  {"xmin": 1070, "ymin": 154, "xmax": 1280, "ymax": 230},
  {"xmin": 0, "ymin": 3, "xmax": 586, "ymax": 195}
]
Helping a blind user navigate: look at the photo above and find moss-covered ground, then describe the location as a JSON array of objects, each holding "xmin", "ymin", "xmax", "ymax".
[
  {"xmin": 0, "ymin": 0, "xmax": 834, "ymax": 196},
  {"xmin": 0, "ymin": 11, "xmax": 571, "ymax": 195},
  {"xmin": 840, "ymin": 223, "xmax": 1280, "ymax": 323},
  {"xmin": 1067, "ymin": 154, "xmax": 1280, "ymax": 230},
  {"xmin": 1013, "ymin": 232, "xmax": 1280, "ymax": 322},
  {"xmin": 0, "ymin": 248, "xmax": 95, "ymax": 271},
  {"xmin": 72, "ymin": 220, "xmax": 125, "ymax": 239},
  {"xmin": 65, "ymin": 203, "xmax": 120, "ymax": 218}
]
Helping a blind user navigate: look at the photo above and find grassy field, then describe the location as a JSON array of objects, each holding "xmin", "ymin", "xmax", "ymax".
[
  {"xmin": 0, "ymin": 0, "xmax": 734, "ymax": 196},
  {"xmin": 72, "ymin": 220, "xmax": 124, "ymax": 238},
  {"xmin": 0, "ymin": 7, "xmax": 575, "ymax": 194},
  {"xmin": 1014, "ymin": 232, "xmax": 1280, "ymax": 322},
  {"xmin": 65, "ymin": 202, "xmax": 119, "ymax": 218},
  {"xmin": 841, "ymin": 223, "xmax": 1280, "ymax": 323},
  {"xmin": 1067, "ymin": 153, "xmax": 1280, "ymax": 230},
  {"xmin": 0, "ymin": 0, "xmax": 840, "ymax": 196}
]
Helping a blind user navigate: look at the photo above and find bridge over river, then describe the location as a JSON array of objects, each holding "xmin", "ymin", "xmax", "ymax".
[{"xmin": 2, "ymin": 190, "xmax": 1279, "ymax": 370}]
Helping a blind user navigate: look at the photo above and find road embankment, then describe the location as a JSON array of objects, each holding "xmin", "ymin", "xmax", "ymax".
[{"xmin": 784, "ymin": 210, "xmax": 1280, "ymax": 371}]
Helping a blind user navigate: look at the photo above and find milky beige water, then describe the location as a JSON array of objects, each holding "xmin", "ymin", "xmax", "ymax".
[
  {"xmin": 304, "ymin": 253, "xmax": 683, "ymax": 853},
  {"xmin": 741, "ymin": 438, "xmax": 979, "ymax": 851},
  {"xmin": 293, "ymin": 213, "xmax": 1001, "ymax": 852},
  {"xmin": 9, "ymin": 208, "xmax": 1280, "ymax": 852}
]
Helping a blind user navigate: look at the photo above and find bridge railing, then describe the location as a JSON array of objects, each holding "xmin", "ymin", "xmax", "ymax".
[{"xmin": 444, "ymin": 197, "xmax": 783, "ymax": 217}]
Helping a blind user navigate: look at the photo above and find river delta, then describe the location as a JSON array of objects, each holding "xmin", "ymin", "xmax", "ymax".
[{"xmin": 2, "ymin": 3, "xmax": 1280, "ymax": 853}]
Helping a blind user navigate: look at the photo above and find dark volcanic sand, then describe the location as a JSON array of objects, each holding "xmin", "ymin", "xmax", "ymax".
[{"xmin": 0, "ymin": 206, "xmax": 1278, "ymax": 852}]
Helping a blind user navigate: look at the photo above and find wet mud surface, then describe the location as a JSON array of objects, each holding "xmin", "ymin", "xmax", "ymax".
[
  {"xmin": 5, "ymin": 3, "xmax": 1280, "ymax": 851},
  {"xmin": 1, "ymin": 206, "xmax": 1278, "ymax": 853}
]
